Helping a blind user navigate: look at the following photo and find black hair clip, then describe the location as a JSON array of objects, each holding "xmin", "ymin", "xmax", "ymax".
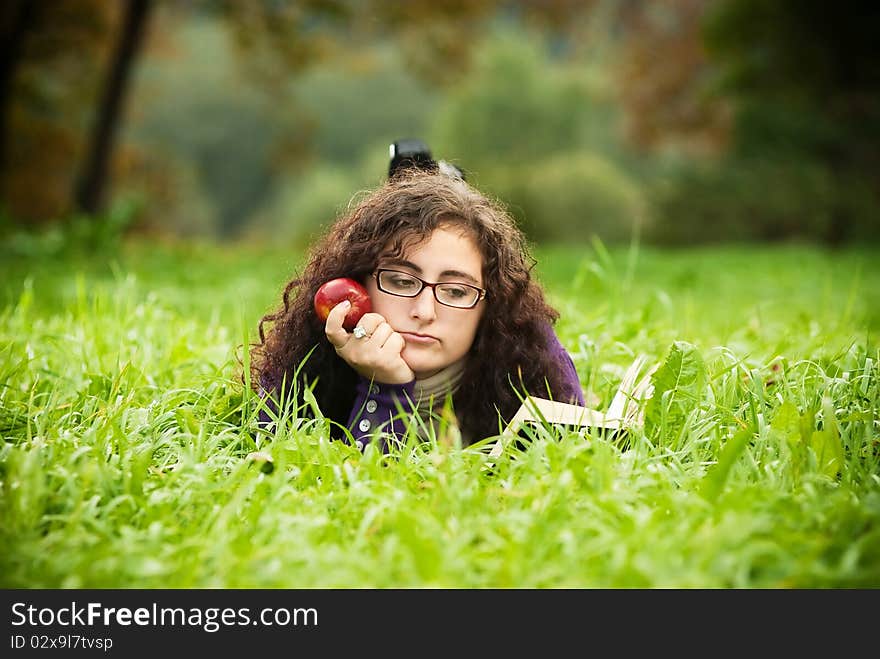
[{"xmin": 388, "ymin": 138, "xmax": 465, "ymax": 181}]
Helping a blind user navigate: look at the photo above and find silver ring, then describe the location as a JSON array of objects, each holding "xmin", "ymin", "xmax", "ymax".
[{"xmin": 352, "ymin": 326, "xmax": 368, "ymax": 339}]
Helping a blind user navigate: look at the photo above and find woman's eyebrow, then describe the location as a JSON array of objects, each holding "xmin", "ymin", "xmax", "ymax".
[{"xmin": 380, "ymin": 258, "xmax": 481, "ymax": 285}]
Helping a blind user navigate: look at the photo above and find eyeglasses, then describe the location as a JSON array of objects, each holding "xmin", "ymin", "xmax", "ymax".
[{"xmin": 374, "ymin": 269, "xmax": 486, "ymax": 309}]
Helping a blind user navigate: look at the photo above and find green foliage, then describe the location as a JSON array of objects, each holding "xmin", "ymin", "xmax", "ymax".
[
  {"xmin": 731, "ymin": 99, "xmax": 849, "ymax": 161},
  {"xmin": 427, "ymin": 28, "xmax": 638, "ymax": 243},
  {"xmin": 431, "ymin": 31, "xmax": 592, "ymax": 171},
  {"xmin": 700, "ymin": 428, "xmax": 752, "ymax": 503},
  {"xmin": 242, "ymin": 49, "xmax": 446, "ymax": 247},
  {"xmin": 245, "ymin": 145, "xmax": 393, "ymax": 249},
  {"xmin": 293, "ymin": 51, "xmax": 439, "ymax": 166},
  {"xmin": 703, "ymin": 0, "xmax": 878, "ymax": 101},
  {"xmin": 247, "ymin": 165, "xmax": 358, "ymax": 249},
  {"xmin": 645, "ymin": 341, "xmax": 707, "ymax": 440},
  {"xmin": 487, "ymin": 152, "xmax": 644, "ymax": 243},
  {"xmin": 126, "ymin": 18, "xmax": 305, "ymax": 238},
  {"xmin": 770, "ymin": 398, "xmax": 845, "ymax": 482},
  {"xmin": 696, "ymin": 0, "xmax": 880, "ymax": 245},
  {"xmin": 646, "ymin": 156, "xmax": 880, "ymax": 244},
  {"xmin": 1, "ymin": 199, "xmax": 140, "ymax": 258}
]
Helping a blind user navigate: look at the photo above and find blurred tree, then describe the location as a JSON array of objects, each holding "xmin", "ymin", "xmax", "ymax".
[
  {"xmin": 432, "ymin": 33, "xmax": 590, "ymax": 171},
  {"xmin": 0, "ymin": 1, "xmax": 36, "ymax": 179},
  {"xmin": 430, "ymin": 27, "xmax": 642, "ymax": 243},
  {"xmin": 294, "ymin": 53, "xmax": 439, "ymax": 166},
  {"xmin": 613, "ymin": 0, "xmax": 732, "ymax": 156},
  {"xmin": 143, "ymin": 0, "xmax": 503, "ymax": 238},
  {"xmin": 703, "ymin": 0, "xmax": 880, "ymax": 244},
  {"xmin": 358, "ymin": 0, "xmax": 497, "ymax": 87},
  {"xmin": 612, "ymin": 0, "xmax": 880, "ymax": 245},
  {"xmin": 75, "ymin": 0, "xmax": 152, "ymax": 215},
  {"xmin": 119, "ymin": 11, "xmax": 317, "ymax": 238},
  {"xmin": 0, "ymin": 1, "xmax": 118, "ymax": 225}
]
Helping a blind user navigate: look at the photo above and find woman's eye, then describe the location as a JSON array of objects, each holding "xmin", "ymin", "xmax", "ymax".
[
  {"xmin": 443, "ymin": 286, "xmax": 468, "ymax": 298},
  {"xmin": 391, "ymin": 276, "xmax": 417, "ymax": 289}
]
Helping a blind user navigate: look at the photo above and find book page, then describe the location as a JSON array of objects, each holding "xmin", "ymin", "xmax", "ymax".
[{"xmin": 486, "ymin": 356, "xmax": 655, "ymax": 459}]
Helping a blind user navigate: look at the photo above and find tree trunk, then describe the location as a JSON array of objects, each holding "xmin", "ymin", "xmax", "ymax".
[
  {"xmin": 0, "ymin": 0, "xmax": 36, "ymax": 182},
  {"xmin": 75, "ymin": 0, "xmax": 151, "ymax": 215}
]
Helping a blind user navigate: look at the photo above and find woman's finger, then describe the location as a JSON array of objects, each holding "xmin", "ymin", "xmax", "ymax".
[
  {"xmin": 324, "ymin": 301, "xmax": 351, "ymax": 349},
  {"xmin": 369, "ymin": 322, "xmax": 394, "ymax": 348},
  {"xmin": 382, "ymin": 331, "xmax": 406, "ymax": 356},
  {"xmin": 353, "ymin": 312, "xmax": 386, "ymax": 336}
]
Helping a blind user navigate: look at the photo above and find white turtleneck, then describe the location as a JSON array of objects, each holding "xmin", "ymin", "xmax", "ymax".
[{"xmin": 412, "ymin": 358, "xmax": 466, "ymax": 414}]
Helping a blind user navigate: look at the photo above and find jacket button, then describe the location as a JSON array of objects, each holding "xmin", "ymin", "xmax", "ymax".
[
  {"xmin": 358, "ymin": 419, "xmax": 371, "ymax": 432},
  {"xmin": 370, "ymin": 384, "xmax": 380, "ymax": 394},
  {"xmin": 366, "ymin": 400, "xmax": 378, "ymax": 413}
]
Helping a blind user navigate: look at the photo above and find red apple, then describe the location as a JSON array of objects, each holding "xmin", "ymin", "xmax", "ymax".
[{"xmin": 314, "ymin": 277, "xmax": 372, "ymax": 331}]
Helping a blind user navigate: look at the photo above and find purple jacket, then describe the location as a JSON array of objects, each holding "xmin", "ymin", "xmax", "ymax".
[{"xmin": 260, "ymin": 325, "xmax": 584, "ymax": 452}]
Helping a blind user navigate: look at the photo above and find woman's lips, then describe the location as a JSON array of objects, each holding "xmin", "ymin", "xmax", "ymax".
[{"xmin": 400, "ymin": 332, "xmax": 438, "ymax": 345}]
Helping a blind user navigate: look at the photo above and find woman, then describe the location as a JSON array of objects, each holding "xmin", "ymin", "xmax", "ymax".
[{"xmin": 251, "ymin": 170, "xmax": 584, "ymax": 451}]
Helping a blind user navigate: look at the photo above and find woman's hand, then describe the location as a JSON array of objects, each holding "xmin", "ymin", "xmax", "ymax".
[{"xmin": 325, "ymin": 301, "xmax": 415, "ymax": 384}]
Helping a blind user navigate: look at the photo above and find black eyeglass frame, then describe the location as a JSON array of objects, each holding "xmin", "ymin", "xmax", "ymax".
[{"xmin": 373, "ymin": 269, "xmax": 486, "ymax": 309}]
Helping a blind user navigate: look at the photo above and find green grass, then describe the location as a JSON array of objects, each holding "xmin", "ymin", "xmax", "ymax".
[{"xmin": 1, "ymin": 237, "xmax": 878, "ymax": 587}]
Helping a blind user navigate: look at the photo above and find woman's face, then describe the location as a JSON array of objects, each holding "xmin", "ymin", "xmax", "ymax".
[{"xmin": 366, "ymin": 223, "xmax": 485, "ymax": 379}]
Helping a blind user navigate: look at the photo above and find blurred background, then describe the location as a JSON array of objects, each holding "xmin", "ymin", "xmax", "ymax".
[{"xmin": 1, "ymin": 0, "xmax": 878, "ymax": 249}]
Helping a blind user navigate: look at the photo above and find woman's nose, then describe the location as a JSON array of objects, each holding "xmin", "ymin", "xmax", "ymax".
[{"xmin": 410, "ymin": 286, "xmax": 437, "ymax": 320}]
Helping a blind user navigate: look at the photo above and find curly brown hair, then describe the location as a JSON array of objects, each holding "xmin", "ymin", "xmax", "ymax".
[{"xmin": 250, "ymin": 171, "xmax": 578, "ymax": 444}]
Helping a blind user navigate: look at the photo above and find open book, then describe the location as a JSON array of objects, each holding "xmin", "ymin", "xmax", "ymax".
[{"xmin": 487, "ymin": 355, "xmax": 656, "ymax": 459}]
